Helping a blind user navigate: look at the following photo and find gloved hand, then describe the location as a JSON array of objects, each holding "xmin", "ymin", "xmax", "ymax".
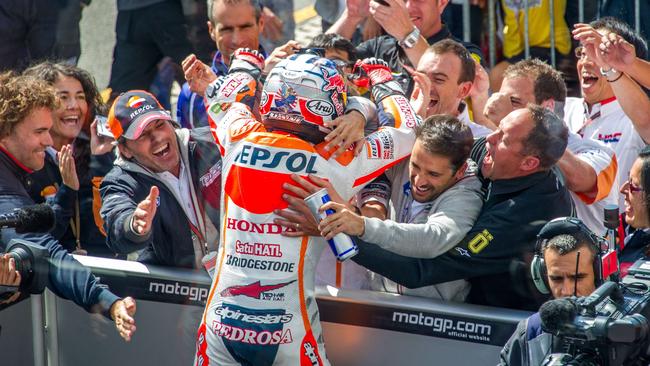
[
  {"xmin": 205, "ymin": 48, "xmax": 264, "ymax": 107},
  {"xmin": 351, "ymin": 58, "xmax": 404, "ymax": 101},
  {"xmin": 229, "ymin": 48, "xmax": 265, "ymax": 77}
]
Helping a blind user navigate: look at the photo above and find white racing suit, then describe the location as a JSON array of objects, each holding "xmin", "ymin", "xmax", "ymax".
[{"xmin": 195, "ymin": 63, "xmax": 420, "ymax": 365}]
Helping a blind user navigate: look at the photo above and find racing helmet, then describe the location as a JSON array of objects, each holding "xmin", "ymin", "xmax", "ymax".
[{"xmin": 260, "ymin": 53, "xmax": 347, "ymax": 144}]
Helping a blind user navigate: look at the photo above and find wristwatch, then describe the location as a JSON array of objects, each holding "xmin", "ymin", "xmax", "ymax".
[
  {"xmin": 399, "ymin": 26, "xmax": 421, "ymax": 49},
  {"xmin": 599, "ymin": 67, "xmax": 619, "ymax": 79}
]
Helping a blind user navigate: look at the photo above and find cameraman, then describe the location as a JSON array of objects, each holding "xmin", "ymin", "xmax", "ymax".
[
  {"xmin": 0, "ymin": 72, "xmax": 136, "ymax": 341},
  {"xmin": 499, "ymin": 219, "xmax": 599, "ymax": 366}
]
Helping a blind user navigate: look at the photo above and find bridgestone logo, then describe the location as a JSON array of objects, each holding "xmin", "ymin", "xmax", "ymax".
[
  {"xmin": 211, "ymin": 321, "xmax": 293, "ymax": 345},
  {"xmin": 148, "ymin": 282, "xmax": 208, "ymax": 302},
  {"xmin": 225, "ymin": 254, "xmax": 295, "ymax": 272},
  {"xmin": 392, "ymin": 311, "xmax": 492, "ymax": 340}
]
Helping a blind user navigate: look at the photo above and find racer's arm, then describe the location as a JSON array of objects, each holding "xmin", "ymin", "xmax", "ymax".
[{"xmin": 557, "ymin": 133, "xmax": 617, "ymax": 202}]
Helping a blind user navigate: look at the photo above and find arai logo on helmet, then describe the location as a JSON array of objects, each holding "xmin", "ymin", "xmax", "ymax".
[{"xmin": 306, "ymin": 100, "xmax": 334, "ymax": 116}]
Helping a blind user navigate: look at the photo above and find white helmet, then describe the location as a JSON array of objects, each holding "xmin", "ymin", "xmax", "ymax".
[{"xmin": 260, "ymin": 53, "xmax": 347, "ymax": 144}]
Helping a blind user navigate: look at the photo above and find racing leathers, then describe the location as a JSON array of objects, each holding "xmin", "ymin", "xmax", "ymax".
[{"xmin": 195, "ymin": 51, "xmax": 420, "ymax": 366}]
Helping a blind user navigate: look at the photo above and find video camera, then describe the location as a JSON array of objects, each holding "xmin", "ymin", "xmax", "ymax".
[
  {"xmin": 540, "ymin": 268, "xmax": 650, "ymax": 366},
  {"xmin": 0, "ymin": 204, "xmax": 53, "ymax": 298}
]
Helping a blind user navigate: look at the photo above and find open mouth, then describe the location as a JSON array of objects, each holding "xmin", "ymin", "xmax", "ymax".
[
  {"xmin": 152, "ymin": 143, "xmax": 171, "ymax": 158},
  {"xmin": 428, "ymin": 98, "xmax": 439, "ymax": 111},
  {"xmin": 581, "ymin": 73, "xmax": 599, "ymax": 89},
  {"xmin": 61, "ymin": 116, "xmax": 80, "ymax": 126}
]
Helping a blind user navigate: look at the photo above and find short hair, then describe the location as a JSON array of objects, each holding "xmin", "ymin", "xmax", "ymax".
[
  {"xmin": 543, "ymin": 233, "xmax": 597, "ymax": 261},
  {"xmin": 415, "ymin": 114, "xmax": 474, "ymax": 171},
  {"xmin": 521, "ymin": 104, "xmax": 568, "ymax": 170},
  {"xmin": 637, "ymin": 146, "xmax": 650, "ymax": 220},
  {"xmin": 428, "ymin": 39, "xmax": 476, "ymax": 84},
  {"xmin": 23, "ymin": 61, "xmax": 105, "ymax": 125},
  {"xmin": 590, "ymin": 17, "xmax": 648, "ymax": 60},
  {"xmin": 503, "ymin": 58, "xmax": 567, "ymax": 117},
  {"xmin": 207, "ymin": 0, "xmax": 262, "ymax": 24},
  {"xmin": 307, "ymin": 33, "xmax": 357, "ymax": 62},
  {"xmin": 0, "ymin": 72, "xmax": 58, "ymax": 139}
]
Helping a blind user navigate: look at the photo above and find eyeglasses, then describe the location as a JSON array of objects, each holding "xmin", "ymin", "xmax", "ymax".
[
  {"xmin": 624, "ymin": 176, "xmax": 645, "ymax": 193},
  {"xmin": 574, "ymin": 46, "xmax": 588, "ymax": 60}
]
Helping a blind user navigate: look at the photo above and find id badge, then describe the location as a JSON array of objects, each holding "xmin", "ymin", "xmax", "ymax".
[{"xmin": 201, "ymin": 251, "xmax": 218, "ymax": 279}]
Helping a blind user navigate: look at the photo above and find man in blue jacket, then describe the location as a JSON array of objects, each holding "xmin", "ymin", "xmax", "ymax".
[
  {"xmin": 0, "ymin": 72, "xmax": 136, "ymax": 341},
  {"xmin": 101, "ymin": 90, "xmax": 222, "ymax": 269}
]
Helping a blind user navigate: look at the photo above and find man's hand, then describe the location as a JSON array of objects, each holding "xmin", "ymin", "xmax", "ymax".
[
  {"xmin": 58, "ymin": 144, "xmax": 79, "ymax": 191},
  {"xmin": 369, "ymin": 0, "xmax": 413, "ymax": 42},
  {"xmin": 469, "ymin": 62, "xmax": 489, "ymax": 99},
  {"xmin": 598, "ymin": 32, "xmax": 636, "ymax": 73},
  {"xmin": 324, "ymin": 111, "xmax": 366, "ymax": 157},
  {"xmin": 274, "ymin": 174, "xmax": 351, "ymax": 236},
  {"xmin": 182, "ymin": 54, "xmax": 217, "ymax": 96},
  {"xmin": 261, "ymin": 6, "xmax": 284, "ymax": 42},
  {"xmin": 352, "ymin": 57, "xmax": 393, "ymax": 86},
  {"xmin": 263, "ymin": 41, "xmax": 300, "ymax": 75},
  {"xmin": 573, "ymin": 24, "xmax": 609, "ymax": 68},
  {"xmin": 0, "ymin": 254, "xmax": 21, "ymax": 304},
  {"xmin": 131, "ymin": 186, "xmax": 158, "ymax": 235},
  {"xmin": 483, "ymin": 92, "xmax": 514, "ymax": 126},
  {"xmin": 89, "ymin": 119, "xmax": 115, "ymax": 156},
  {"xmin": 110, "ymin": 296, "xmax": 136, "ymax": 342},
  {"xmin": 346, "ymin": 0, "xmax": 371, "ymax": 20},
  {"xmin": 409, "ymin": 68, "xmax": 432, "ymax": 117},
  {"xmin": 318, "ymin": 201, "xmax": 365, "ymax": 239}
]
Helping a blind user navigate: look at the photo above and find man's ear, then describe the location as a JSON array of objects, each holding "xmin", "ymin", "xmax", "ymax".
[
  {"xmin": 257, "ymin": 13, "xmax": 265, "ymax": 34},
  {"xmin": 438, "ymin": 0, "xmax": 451, "ymax": 14},
  {"xmin": 457, "ymin": 81, "xmax": 473, "ymax": 99},
  {"xmin": 207, "ymin": 21, "xmax": 217, "ymax": 42},
  {"xmin": 520, "ymin": 155, "xmax": 540, "ymax": 172},
  {"xmin": 454, "ymin": 161, "xmax": 468, "ymax": 180},
  {"xmin": 118, "ymin": 142, "xmax": 133, "ymax": 159},
  {"xmin": 540, "ymin": 98, "xmax": 555, "ymax": 112}
]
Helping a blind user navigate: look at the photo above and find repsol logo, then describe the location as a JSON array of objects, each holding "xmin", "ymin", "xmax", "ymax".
[
  {"xmin": 306, "ymin": 100, "xmax": 334, "ymax": 116},
  {"xmin": 148, "ymin": 281, "xmax": 208, "ymax": 302},
  {"xmin": 129, "ymin": 104, "xmax": 154, "ymax": 119},
  {"xmin": 234, "ymin": 145, "xmax": 318, "ymax": 173}
]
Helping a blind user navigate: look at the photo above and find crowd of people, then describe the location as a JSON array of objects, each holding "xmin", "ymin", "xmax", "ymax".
[{"xmin": 1, "ymin": 0, "xmax": 650, "ymax": 364}]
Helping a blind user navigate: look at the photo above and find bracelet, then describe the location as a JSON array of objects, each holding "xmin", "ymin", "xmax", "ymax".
[{"xmin": 607, "ymin": 72, "xmax": 624, "ymax": 83}]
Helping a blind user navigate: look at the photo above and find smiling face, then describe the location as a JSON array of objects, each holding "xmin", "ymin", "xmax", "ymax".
[
  {"xmin": 0, "ymin": 107, "xmax": 54, "ymax": 171},
  {"xmin": 621, "ymin": 158, "xmax": 650, "ymax": 228},
  {"xmin": 51, "ymin": 75, "xmax": 88, "ymax": 149},
  {"xmin": 482, "ymin": 109, "xmax": 535, "ymax": 181},
  {"xmin": 416, "ymin": 51, "xmax": 471, "ymax": 117},
  {"xmin": 407, "ymin": 0, "xmax": 449, "ymax": 38},
  {"xmin": 119, "ymin": 119, "xmax": 181, "ymax": 176},
  {"xmin": 408, "ymin": 139, "xmax": 463, "ymax": 203},
  {"xmin": 576, "ymin": 31, "xmax": 616, "ymax": 106}
]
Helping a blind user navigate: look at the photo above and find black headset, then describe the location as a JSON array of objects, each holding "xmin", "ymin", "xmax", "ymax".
[{"xmin": 530, "ymin": 217, "xmax": 608, "ymax": 295}]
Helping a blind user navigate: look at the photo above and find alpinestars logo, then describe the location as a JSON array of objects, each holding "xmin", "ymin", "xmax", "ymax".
[{"xmin": 220, "ymin": 280, "xmax": 295, "ymax": 300}]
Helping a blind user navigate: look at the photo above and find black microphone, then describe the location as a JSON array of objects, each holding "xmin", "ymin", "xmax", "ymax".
[
  {"xmin": 0, "ymin": 204, "xmax": 54, "ymax": 233},
  {"xmin": 540, "ymin": 297, "xmax": 578, "ymax": 335}
]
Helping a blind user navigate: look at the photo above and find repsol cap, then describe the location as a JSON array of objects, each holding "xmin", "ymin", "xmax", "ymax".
[{"xmin": 107, "ymin": 90, "xmax": 173, "ymax": 140}]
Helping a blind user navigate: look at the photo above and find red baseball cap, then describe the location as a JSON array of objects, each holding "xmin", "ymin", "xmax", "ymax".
[{"xmin": 107, "ymin": 90, "xmax": 173, "ymax": 140}]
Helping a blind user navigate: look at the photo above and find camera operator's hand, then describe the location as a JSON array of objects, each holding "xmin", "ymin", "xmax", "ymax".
[
  {"xmin": 110, "ymin": 296, "xmax": 136, "ymax": 342},
  {"xmin": 0, "ymin": 254, "xmax": 21, "ymax": 305},
  {"xmin": 131, "ymin": 186, "xmax": 158, "ymax": 235},
  {"xmin": 58, "ymin": 144, "xmax": 79, "ymax": 191}
]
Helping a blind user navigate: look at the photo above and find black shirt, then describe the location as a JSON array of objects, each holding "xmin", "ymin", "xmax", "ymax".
[
  {"xmin": 355, "ymin": 24, "xmax": 484, "ymax": 96},
  {"xmin": 352, "ymin": 139, "xmax": 574, "ymax": 311}
]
